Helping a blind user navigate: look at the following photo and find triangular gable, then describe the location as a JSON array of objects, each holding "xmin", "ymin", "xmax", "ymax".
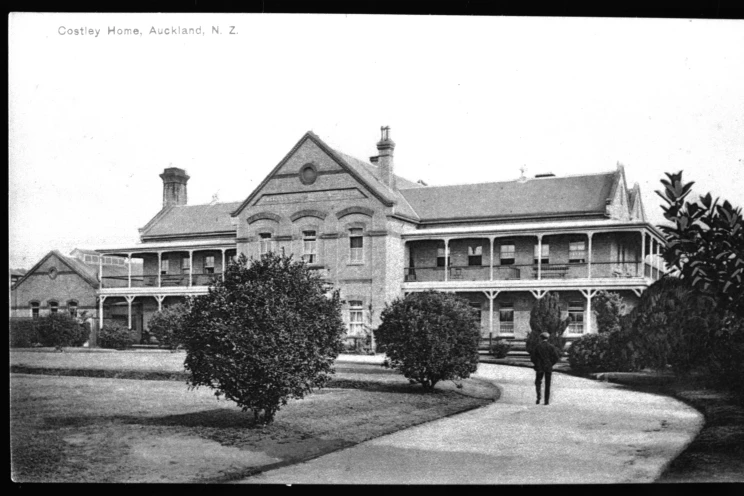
[
  {"xmin": 231, "ymin": 131, "xmax": 398, "ymax": 217},
  {"xmin": 139, "ymin": 205, "xmax": 175, "ymax": 236},
  {"xmin": 628, "ymin": 183, "xmax": 646, "ymax": 221},
  {"xmin": 605, "ymin": 164, "xmax": 632, "ymax": 220},
  {"xmin": 12, "ymin": 250, "xmax": 99, "ymax": 290}
]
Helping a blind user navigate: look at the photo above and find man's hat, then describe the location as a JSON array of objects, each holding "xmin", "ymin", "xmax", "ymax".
[{"xmin": 540, "ymin": 332, "xmax": 550, "ymax": 340}]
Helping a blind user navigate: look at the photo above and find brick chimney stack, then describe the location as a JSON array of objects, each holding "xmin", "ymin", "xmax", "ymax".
[
  {"xmin": 376, "ymin": 126, "xmax": 395, "ymax": 189},
  {"xmin": 160, "ymin": 167, "xmax": 190, "ymax": 208}
]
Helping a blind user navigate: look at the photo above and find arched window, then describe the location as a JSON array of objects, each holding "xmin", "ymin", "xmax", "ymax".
[
  {"xmin": 49, "ymin": 301, "xmax": 59, "ymax": 314},
  {"xmin": 30, "ymin": 301, "xmax": 40, "ymax": 319},
  {"xmin": 67, "ymin": 300, "xmax": 78, "ymax": 318}
]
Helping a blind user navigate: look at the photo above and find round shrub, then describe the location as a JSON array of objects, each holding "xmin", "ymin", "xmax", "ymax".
[
  {"xmin": 99, "ymin": 322, "xmax": 136, "ymax": 350},
  {"xmin": 35, "ymin": 313, "xmax": 90, "ymax": 349},
  {"xmin": 147, "ymin": 302, "xmax": 189, "ymax": 350},
  {"xmin": 177, "ymin": 253, "xmax": 346, "ymax": 424},
  {"xmin": 489, "ymin": 339, "xmax": 512, "ymax": 358},
  {"xmin": 375, "ymin": 291, "xmax": 481, "ymax": 390},
  {"xmin": 567, "ymin": 333, "xmax": 612, "ymax": 374}
]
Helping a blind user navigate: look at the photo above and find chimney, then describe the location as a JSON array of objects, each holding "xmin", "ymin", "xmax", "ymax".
[
  {"xmin": 376, "ymin": 126, "xmax": 395, "ymax": 189},
  {"xmin": 159, "ymin": 167, "xmax": 190, "ymax": 208}
]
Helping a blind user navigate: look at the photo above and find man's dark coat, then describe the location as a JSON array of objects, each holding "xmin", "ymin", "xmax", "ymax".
[{"xmin": 532, "ymin": 340, "xmax": 562, "ymax": 372}]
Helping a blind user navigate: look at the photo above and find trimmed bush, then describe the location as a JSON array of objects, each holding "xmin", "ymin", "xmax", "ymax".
[
  {"xmin": 626, "ymin": 277, "xmax": 721, "ymax": 375},
  {"xmin": 34, "ymin": 314, "xmax": 90, "ymax": 349},
  {"xmin": 147, "ymin": 302, "xmax": 189, "ymax": 350},
  {"xmin": 98, "ymin": 322, "xmax": 136, "ymax": 350},
  {"xmin": 177, "ymin": 253, "xmax": 346, "ymax": 424},
  {"xmin": 375, "ymin": 291, "xmax": 481, "ymax": 391},
  {"xmin": 10, "ymin": 319, "xmax": 40, "ymax": 348},
  {"xmin": 489, "ymin": 339, "xmax": 512, "ymax": 359},
  {"xmin": 567, "ymin": 333, "xmax": 612, "ymax": 373},
  {"xmin": 526, "ymin": 292, "xmax": 568, "ymax": 358}
]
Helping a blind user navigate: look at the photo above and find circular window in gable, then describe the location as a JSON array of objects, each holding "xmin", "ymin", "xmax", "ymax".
[
  {"xmin": 48, "ymin": 267, "xmax": 58, "ymax": 279},
  {"xmin": 299, "ymin": 164, "xmax": 318, "ymax": 185}
]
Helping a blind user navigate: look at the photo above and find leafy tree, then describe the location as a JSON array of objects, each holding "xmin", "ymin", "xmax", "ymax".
[
  {"xmin": 148, "ymin": 302, "xmax": 189, "ymax": 350},
  {"xmin": 375, "ymin": 291, "xmax": 481, "ymax": 391},
  {"xmin": 526, "ymin": 292, "xmax": 568, "ymax": 357},
  {"xmin": 34, "ymin": 313, "xmax": 90, "ymax": 350},
  {"xmin": 656, "ymin": 171, "xmax": 744, "ymax": 316},
  {"xmin": 593, "ymin": 291, "xmax": 626, "ymax": 334},
  {"xmin": 177, "ymin": 253, "xmax": 346, "ymax": 424}
]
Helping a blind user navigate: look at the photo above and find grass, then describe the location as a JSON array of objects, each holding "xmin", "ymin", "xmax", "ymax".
[{"xmin": 10, "ymin": 351, "xmax": 498, "ymax": 483}]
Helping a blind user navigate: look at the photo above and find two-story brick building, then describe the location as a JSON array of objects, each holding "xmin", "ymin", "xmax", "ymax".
[{"xmin": 96, "ymin": 127, "xmax": 666, "ymax": 346}]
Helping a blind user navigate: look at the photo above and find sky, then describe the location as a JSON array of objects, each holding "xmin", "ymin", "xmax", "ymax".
[{"xmin": 8, "ymin": 13, "xmax": 744, "ymax": 270}]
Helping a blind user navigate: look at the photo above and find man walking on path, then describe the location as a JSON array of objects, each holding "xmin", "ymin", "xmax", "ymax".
[{"xmin": 531, "ymin": 332, "xmax": 562, "ymax": 405}]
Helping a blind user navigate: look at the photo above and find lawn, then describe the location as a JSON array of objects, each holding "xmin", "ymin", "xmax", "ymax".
[{"xmin": 10, "ymin": 351, "xmax": 498, "ymax": 483}]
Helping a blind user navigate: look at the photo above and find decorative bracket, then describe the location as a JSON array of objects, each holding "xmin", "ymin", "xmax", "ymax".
[{"xmin": 530, "ymin": 289, "xmax": 547, "ymax": 299}]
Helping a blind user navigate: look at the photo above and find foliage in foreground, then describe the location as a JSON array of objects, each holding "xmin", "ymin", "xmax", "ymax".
[
  {"xmin": 593, "ymin": 291, "xmax": 627, "ymax": 334},
  {"xmin": 526, "ymin": 292, "xmax": 568, "ymax": 357},
  {"xmin": 147, "ymin": 303, "xmax": 189, "ymax": 350},
  {"xmin": 177, "ymin": 253, "xmax": 346, "ymax": 424},
  {"xmin": 10, "ymin": 314, "xmax": 89, "ymax": 349},
  {"xmin": 657, "ymin": 171, "xmax": 744, "ymax": 317},
  {"xmin": 98, "ymin": 322, "xmax": 136, "ymax": 350},
  {"xmin": 375, "ymin": 291, "xmax": 481, "ymax": 390}
]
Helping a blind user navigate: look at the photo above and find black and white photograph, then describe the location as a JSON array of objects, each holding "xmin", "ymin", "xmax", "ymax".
[{"xmin": 9, "ymin": 12, "xmax": 744, "ymax": 484}]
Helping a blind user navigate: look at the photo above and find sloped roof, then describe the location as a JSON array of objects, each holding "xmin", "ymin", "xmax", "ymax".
[
  {"xmin": 399, "ymin": 173, "xmax": 617, "ymax": 223},
  {"xmin": 140, "ymin": 202, "xmax": 241, "ymax": 239},
  {"xmin": 232, "ymin": 131, "xmax": 423, "ymax": 221},
  {"xmin": 13, "ymin": 250, "xmax": 99, "ymax": 289}
]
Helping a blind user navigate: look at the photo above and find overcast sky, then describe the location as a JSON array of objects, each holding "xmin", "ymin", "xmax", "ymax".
[{"xmin": 9, "ymin": 13, "xmax": 744, "ymax": 270}]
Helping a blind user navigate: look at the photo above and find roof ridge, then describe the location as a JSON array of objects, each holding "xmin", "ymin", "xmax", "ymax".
[
  {"xmin": 403, "ymin": 170, "xmax": 617, "ymax": 190},
  {"xmin": 170, "ymin": 200, "xmax": 242, "ymax": 208}
]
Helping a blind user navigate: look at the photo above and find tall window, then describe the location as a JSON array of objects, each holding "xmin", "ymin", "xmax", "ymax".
[
  {"xmin": 349, "ymin": 228, "xmax": 363, "ymax": 263},
  {"xmin": 30, "ymin": 301, "xmax": 40, "ymax": 319},
  {"xmin": 437, "ymin": 247, "xmax": 449, "ymax": 267},
  {"xmin": 468, "ymin": 245, "xmax": 483, "ymax": 266},
  {"xmin": 499, "ymin": 302, "xmax": 514, "ymax": 334},
  {"xmin": 302, "ymin": 231, "xmax": 317, "ymax": 264},
  {"xmin": 204, "ymin": 256, "xmax": 215, "ymax": 274},
  {"xmin": 49, "ymin": 301, "xmax": 59, "ymax": 314},
  {"xmin": 569, "ymin": 241, "xmax": 586, "ymax": 263},
  {"xmin": 182, "ymin": 256, "xmax": 191, "ymax": 273},
  {"xmin": 160, "ymin": 259, "xmax": 169, "ymax": 275},
  {"xmin": 259, "ymin": 233, "xmax": 273, "ymax": 256},
  {"xmin": 68, "ymin": 301, "xmax": 78, "ymax": 318},
  {"xmin": 348, "ymin": 300, "xmax": 364, "ymax": 336},
  {"xmin": 534, "ymin": 244, "xmax": 550, "ymax": 265},
  {"xmin": 500, "ymin": 244, "xmax": 515, "ymax": 265},
  {"xmin": 568, "ymin": 302, "xmax": 585, "ymax": 334}
]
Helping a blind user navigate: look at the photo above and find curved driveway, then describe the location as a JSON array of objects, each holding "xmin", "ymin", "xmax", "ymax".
[{"xmin": 242, "ymin": 363, "xmax": 703, "ymax": 484}]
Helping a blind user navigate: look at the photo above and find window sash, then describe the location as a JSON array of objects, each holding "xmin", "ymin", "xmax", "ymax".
[
  {"xmin": 49, "ymin": 302, "xmax": 58, "ymax": 314},
  {"xmin": 568, "ymin": 303, "xmax": 585, "ymax": 333},
  {"xmin": 569, "ymin": 241, "xmax": 586, "ymax": 263},
  {"xmin": 259, "ymin": 233, "xmax": 273, "ymax": 255},
  {"xmin": 160, "ymin": 259, "xmax": 169, "ymax": 274},
  {"xmin": 31, "ymin": 303, "xmax": 40, "ymax": 319},
  {"xmin": 533, "ymin": 243, "xmax": 550, "ymax": 263},
  {"xmin": 500, "ymin": 244, "xmax": 515, "ymax": 264},
  {"xmin": 348, "ymin": 300, "xmax": 364, "ymax": 335},
  {"xmin": 182, "ymin": 257, "xmax": 190, "ymax": 271},
  {"xmin": 350, "ymin": 232, "xmax": 363, "ymax": 263},
  {"xmin": 303, "ymin": 231, "xmax": 317, "ymax": 263}
]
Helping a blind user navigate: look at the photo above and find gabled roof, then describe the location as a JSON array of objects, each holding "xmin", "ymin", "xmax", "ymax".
[
  {"xmin": 399, "ymin": 172, "xmax": 618, "ymax": 223},
  {"xmin": 231, "ymin": 131, "xmax": 422, "ymax": 221},
  {"xmin": 12, "ymin": 250, "xmax": 100, "ymax": 289},
  {"xmin": 139, "ymin": 201, "xmax": 241, "ymax": 240}
]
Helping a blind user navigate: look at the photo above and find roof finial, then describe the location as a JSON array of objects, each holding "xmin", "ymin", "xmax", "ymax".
[{"xmin": 518, "ymin": 165, "xmax": 528, "ymax": 183}]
